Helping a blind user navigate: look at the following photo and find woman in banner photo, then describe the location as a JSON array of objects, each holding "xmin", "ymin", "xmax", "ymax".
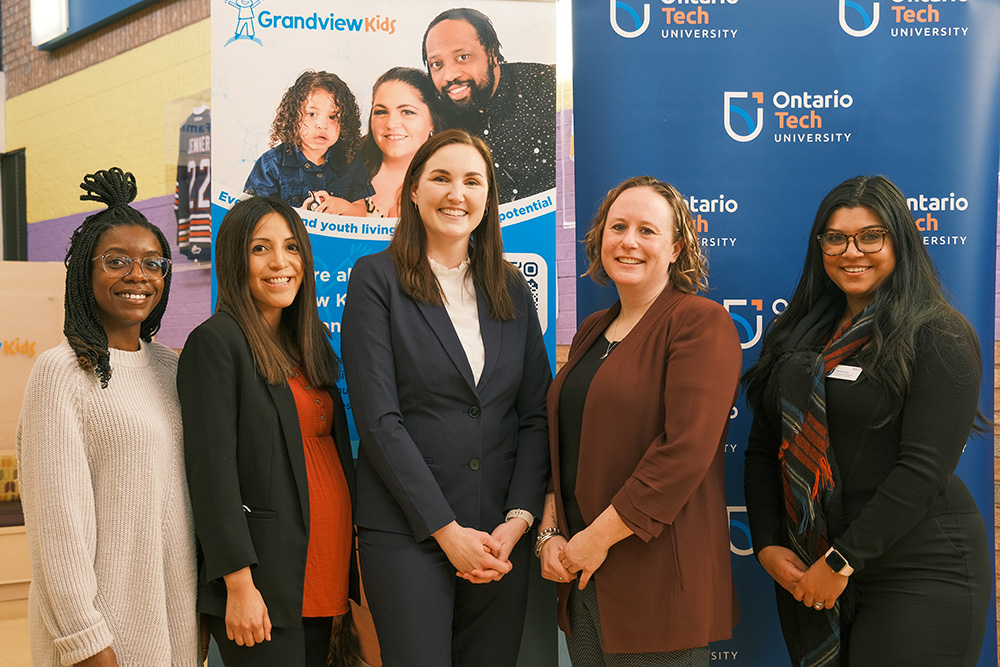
[
  {"xmin": 178, "ymin": 196, "xmax": 359, "ymax": 666},
  {"xmin": 742, "ymin": 175, "xmax": 991, "ymax": 667},
  {"xmin": 359, "ymin": 67, "xmax": 445, "ymax": 218},
  {"xmin": 17, "ymin": 167, "xmax": 199, "ymax": 666},
  {"xmin": 341, "ymin": 129, "xmax": 551, "ymax": 667},
  {"xmin": 536, "ymin": 176, "xmax": 741, "ymax": 666},
  {"xmin": 243, "ymin": 70, "xmax": 374, "ymax": 215}
]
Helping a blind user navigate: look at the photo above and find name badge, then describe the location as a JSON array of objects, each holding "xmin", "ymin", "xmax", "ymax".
[{"xmin": 827, "ymin": 364, "xmax": 862, "ymax": 381}]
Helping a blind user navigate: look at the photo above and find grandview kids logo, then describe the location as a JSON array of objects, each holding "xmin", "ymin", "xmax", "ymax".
[
  {"xmin": 839, "ymin": 0, "xmax": 969, "ymax": 38},
  {"xmin": 724, "ymin": 89, "xmax": 855, "ymax": 143},
  {"xmin": 224, "ymin": 0, "xmax": 397, "ymax": 46},
  {"xmin": 610, "ymin": 0, "xmax": 739, "ymax": 40}
]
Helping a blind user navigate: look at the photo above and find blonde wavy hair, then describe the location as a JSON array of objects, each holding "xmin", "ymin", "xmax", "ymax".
[{"xmin": 583, "ymin": 175, "xmax": 709, "ymax": 294}]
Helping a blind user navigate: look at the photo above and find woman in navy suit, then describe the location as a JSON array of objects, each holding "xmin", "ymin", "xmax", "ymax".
[
  {"xmin": 342, "ymin": 129, "xmax": 550, "ymax": 667},
  {"xmin": 178, "ymin": 196, "xmax": 358, "ymax": 666}
]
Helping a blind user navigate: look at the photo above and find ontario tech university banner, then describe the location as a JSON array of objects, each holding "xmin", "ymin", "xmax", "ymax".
[
  {"xmin": 210, "ymin": 0, "xmax": 558, "ymax": 439},
  {"xmin": 574, "ymin": 1, "xmax": 1000, "ymax": 665}
]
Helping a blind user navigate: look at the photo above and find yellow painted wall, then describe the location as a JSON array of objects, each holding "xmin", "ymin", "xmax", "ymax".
[{"xmin": 5, "ymin": 19, "xmax": 210, "ymax": 224}]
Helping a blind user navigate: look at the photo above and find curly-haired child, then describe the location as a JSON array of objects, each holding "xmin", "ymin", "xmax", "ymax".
[{"xmin": 244, "ymin": 70, "xmax": 373, "ymax": 215}]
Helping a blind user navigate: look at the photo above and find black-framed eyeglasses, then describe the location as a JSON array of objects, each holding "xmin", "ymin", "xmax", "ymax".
[
  {"xmin": 92, "ymin": 253, "xmax": 171, "ymax": 279},
  {"xmin": 816, "ymin": 229, "xmax": 889, "ymax": 256}
]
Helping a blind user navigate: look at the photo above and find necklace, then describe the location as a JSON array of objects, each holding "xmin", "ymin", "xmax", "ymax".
[{"xmin": 601, "ymin": 317, "xmax": 623, "ymax": 359}]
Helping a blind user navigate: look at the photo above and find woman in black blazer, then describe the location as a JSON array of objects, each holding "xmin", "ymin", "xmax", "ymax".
[
  {"xmin": 178, "ymin": 196, "xmax": 358, "ymax": 666},
  {"xmin": 342, "ymin": 130, "xmax": 550, "ymax": 667}
]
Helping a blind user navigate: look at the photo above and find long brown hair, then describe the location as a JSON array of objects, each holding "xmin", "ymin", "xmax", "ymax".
[
  {"xmin": 388, "ymin": 129, "xmax": 518, "ymax": 320},
  {"xmin": 214, "ymin": 196, "xmax": 339, "ymax": 386},
  {"xmin": 583, "ymin": 175, "xmax": 709, "ymax": 295}
]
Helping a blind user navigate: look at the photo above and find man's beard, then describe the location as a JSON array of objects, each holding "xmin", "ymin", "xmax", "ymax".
[{"xmin": 440, "ymin": 65, "xmax": 496, "ymax": 114}]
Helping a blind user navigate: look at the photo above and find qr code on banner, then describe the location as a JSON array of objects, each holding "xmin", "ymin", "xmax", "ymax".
[{"xmin": 505, "ymin": 253, "xmax": 548, "ymax": 335}]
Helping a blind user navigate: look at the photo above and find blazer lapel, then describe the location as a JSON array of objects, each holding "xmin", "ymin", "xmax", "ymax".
[
  {"xmin": 415, "ymin": 299, "xmax": 478, "ymax": 392},
  {"xmin": 265, "ymin": 382, "xmax": 310, "ymax": 526},
  {"xmin": 475, "ymin": 282, "xmax": 500, "ymax": 390}
]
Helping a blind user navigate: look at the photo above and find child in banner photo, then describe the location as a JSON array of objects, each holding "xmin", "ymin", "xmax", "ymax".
[{"xmin": 244, "ymin": 70, "xmax": 374, "ymax": 215}]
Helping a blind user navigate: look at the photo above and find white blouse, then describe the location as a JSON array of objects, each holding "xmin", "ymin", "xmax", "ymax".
[{"xmin": 429, "ymin": 257, "xmax": 485, "ymax": 384}]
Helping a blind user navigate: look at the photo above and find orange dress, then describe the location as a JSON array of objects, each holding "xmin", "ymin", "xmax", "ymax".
[{"xmin": 289, "ymin": 369, "xmax": 352, "ymax": 617}]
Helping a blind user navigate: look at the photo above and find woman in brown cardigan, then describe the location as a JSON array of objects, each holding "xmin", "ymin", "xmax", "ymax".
[{"xmin": 538, "ymin": 176, "xmax": 741, "ymax": 665}]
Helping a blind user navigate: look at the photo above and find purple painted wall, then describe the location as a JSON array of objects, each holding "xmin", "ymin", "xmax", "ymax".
[
  {"xmin": 995, "ymin": 168, "xmax": 1000, "ymax": 339},
  {"xmin": 27, "ymin": 194, "xmax": 211, "ymax": 349},
  {"xmin": 556, "ymin": 107, "xmax": 577, "ymax": 345}
]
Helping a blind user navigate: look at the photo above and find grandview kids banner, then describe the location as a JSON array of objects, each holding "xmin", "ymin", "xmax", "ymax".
[
  {"xmin": 210, "ymin": 0, "xmax": 558, "ymax": 433},
  {"xmin": 574, "ymin": 1, "xmax": 1000, "ymax": 665}
]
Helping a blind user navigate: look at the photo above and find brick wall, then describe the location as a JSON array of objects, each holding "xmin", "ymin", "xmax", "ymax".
[{"xmin": 1, "ymin": 0, "xmax": 209, "ymax": 98}]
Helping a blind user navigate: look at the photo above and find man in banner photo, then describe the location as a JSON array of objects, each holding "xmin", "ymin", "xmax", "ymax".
[{"xmin": 422, "ymin": 7, "xmax": 555, "ymax": 204}]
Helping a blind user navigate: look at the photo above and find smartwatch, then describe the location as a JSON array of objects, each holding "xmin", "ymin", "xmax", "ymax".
[{"xmin": 824, "ymin": 546, "xmax": 854, "ymax": 576}]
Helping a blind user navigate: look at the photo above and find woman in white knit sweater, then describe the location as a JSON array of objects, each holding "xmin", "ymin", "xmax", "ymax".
[{"xmin": 16, "ymin": 168, "xmax": 199, "ymax": 667}]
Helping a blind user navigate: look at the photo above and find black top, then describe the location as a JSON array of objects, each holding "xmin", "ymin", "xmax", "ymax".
[
  {"xmin": 744, "ymin": 323, "xmax": 983, "ymax": 573},
  {"xmin": 558, "ymin": 334, "xmax": 613, "ymax": 536}
]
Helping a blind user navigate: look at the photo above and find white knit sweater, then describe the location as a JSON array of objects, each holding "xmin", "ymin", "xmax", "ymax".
[{"xmin": 16, "ymin": 340, "xmax": 199, "ymax": 666}]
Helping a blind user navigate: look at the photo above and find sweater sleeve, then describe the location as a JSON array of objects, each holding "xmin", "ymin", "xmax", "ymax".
[
  {"xmin": 16, "ymin": 350, "xmax": 115, "ymax": 664},
  {"xmin": 833, "ymin": 326, "xmax": 982, "ymax": 572},
  {"xmin": 611, "ymin": 299, "xmax": 743, "ymax": 541}
]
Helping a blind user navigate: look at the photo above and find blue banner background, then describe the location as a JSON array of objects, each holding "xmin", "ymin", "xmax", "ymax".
[{"xmin": 573, "ymin": 1, "xmax": 999, "ymax": 664}]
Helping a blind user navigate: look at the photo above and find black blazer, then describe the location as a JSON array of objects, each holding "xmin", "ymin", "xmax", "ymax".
[
  {"xmin": 341, "ymin": 250, "xmax": 551, "ymax": 543},
  {"xmin": 177, "ymin": 311, "xmax": 357, "ymax": 627}
]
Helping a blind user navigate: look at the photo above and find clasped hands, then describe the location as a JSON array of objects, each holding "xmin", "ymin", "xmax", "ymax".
[
  {"xmin": 433, "ymin": 519, "xmax": 528, "ymax": 583},
  {"xmin": 538, "ymin": 529, "xmax": 609, "ymax": 590},
  {"xmin": 757, "ymin": 545, "xmax": 848, "ymax": 611}
]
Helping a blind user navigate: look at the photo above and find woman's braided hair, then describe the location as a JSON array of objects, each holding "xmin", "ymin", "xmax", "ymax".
[{"xmin": 64, "ymin": 168, "xmax": 172, "ymax": 388}]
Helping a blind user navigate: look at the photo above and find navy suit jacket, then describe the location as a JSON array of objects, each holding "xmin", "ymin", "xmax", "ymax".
[
  {"xmin": 342, "ymin": 250, "xmax": 550, "ymax": 543},
  {"xmin": 178, "ymin": 311, "xmax": 358, "ymax": 627}
]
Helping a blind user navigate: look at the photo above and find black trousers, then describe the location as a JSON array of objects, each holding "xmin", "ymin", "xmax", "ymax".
[
  {"xmin": 206, "ymin": 613, "xmax": 332, "ymax": 666},
  {"xmin": 359, "ymin": 526, "xmax": 531, "ymax": 667},
  {"xmin": 777, "ymin": 510, "xmax": 991, "ymax": 667}
]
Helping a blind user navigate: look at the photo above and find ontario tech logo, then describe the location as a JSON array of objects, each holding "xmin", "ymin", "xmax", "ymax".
[
  {"xmin": 728, "ymin": 506, "xmax": 753, "ymax": 557},
  {"xmin": 724, "ymin": 92, "xmax": 764, "ymax": 143},
  {"xmin": 839, "ymin": 0, "xmax": 880, "ymax": 37},
  {"xmin": 610, "ymin": 0, "xmax": 650, "ymax": 38},
  {"xmin": 225, "ymin": 0, "xmax": 263, "ymax": 46},
  {"xmin": 724, "ymin": 298, "xmax": 786, "ymax": 349}
]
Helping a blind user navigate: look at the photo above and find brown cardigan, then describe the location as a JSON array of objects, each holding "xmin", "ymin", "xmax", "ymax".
[{"xmin": 547, "ymin": 284, "xmax": 741, "ymax": 653}]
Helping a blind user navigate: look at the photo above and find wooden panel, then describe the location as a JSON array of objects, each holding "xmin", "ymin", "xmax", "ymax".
[{"xmin": 0, "ymin": 261, "xmax": 65, "ymax": 454}]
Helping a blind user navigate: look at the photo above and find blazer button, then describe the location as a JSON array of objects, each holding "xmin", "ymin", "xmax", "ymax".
[
  {"xmin": 468, "ymin": 405, "xmax": 481, "ymax": 418},
  {"xmin": 469, "ymin": 458, "xmax": 481, "ymax": 471}
]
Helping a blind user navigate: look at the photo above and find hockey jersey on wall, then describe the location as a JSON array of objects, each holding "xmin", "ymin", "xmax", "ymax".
[{"xmin": 175, "ymin": 107, "xmax": 211, "ymax": 260}]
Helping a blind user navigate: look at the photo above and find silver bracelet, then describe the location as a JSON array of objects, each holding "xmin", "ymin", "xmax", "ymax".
[{"xmin": 534, "ymin": 527, "xmax": 562, "ymax": 558}]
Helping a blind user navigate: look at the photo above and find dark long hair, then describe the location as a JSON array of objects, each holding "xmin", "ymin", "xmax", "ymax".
[
  {"xmin": 214, "ymin": 196, "xmax": 339, "ymax": 386},
  {"xmin": 582, "ymin": 175, "xmax": 709, "ymax": 295},
  {"xmin": 270, "ymin": 70, "xmax": 363, "ymax": 163},
  {"xmin": 64, "ymin": 167, "xmax": 172, "ymax": 388},
  {"xmin": 360, "ymin": 67, "xmax": 446, "ymax": 179},
  {"xmin": 742, "ymin": 175, "xmax": 985, "ymax": 429},
  {"xmin": 388, "ymin": 129, "xmax": 518, "ymax": 320}
]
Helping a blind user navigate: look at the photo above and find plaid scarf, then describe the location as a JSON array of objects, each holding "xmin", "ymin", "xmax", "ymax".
[{"xmin": 776, "ymin": 293, "xmax": 873, "ymax": 667}]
